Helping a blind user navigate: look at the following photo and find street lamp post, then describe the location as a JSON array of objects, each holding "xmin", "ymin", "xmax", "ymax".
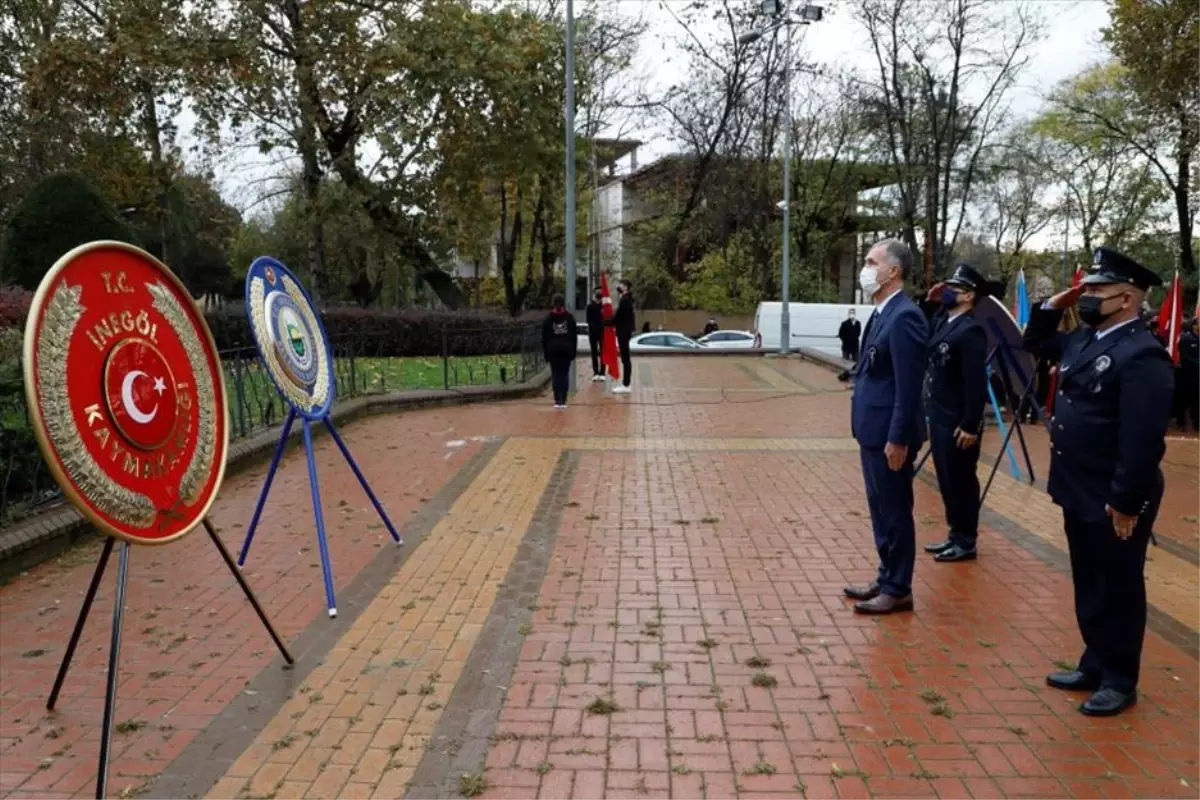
[
  {"xmin": 739, "ymin": 0, "xmax": 823, "ymax": 356},
  {"xmin": 564, "ymin": 0, "xmax": 577, "ymax": 392}
]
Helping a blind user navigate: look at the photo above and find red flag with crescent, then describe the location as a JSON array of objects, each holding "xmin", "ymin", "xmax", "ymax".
[{"xmin": 600, "ymin": 274, "xmax": 620, "ymax": 380}]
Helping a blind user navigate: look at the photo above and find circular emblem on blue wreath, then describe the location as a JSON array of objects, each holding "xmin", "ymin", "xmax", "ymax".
[{"xmin": 265, "ymin": 289, "xmax": 318, "ymax": 389}]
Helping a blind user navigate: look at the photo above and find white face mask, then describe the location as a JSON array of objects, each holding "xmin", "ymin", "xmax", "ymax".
[{"xmin": 859, "ymin": 266, "xmax": 881, "ymax": 297}]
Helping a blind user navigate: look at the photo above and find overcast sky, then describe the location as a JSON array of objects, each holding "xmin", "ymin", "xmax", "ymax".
[{"xmin": 197, "ymin": 0, "xmax": 1114, "ymax": 250}]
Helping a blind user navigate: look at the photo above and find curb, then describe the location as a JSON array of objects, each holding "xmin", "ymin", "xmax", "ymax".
[{"xmin": 0, "ymin": 369, "xmax": 551, "ymax": 584}]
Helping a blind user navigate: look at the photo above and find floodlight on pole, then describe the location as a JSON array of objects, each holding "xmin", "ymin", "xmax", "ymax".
[{"xmin": 736, "ymin": 2, "xmax": 824, "ymax": 355}]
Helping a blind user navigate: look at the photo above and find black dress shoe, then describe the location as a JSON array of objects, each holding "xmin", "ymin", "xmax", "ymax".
[
  {"xmin": 1080, "ymin": 688, "xmax": 1137, "ymax": 717},
  {"xmin": 1046, "ymin": 670, "xmax": 1101, "ymax": 691},
  {"xmin": 924, "ymin": 539, "xmax": 953, "ymax": 554},
  {"xmin": 843, "ymin": 582, "xmax": 880, "ymax": 601},
  {"xmin": 934, "ymin": 544, "xmax": 977, "ymax": 562},
  {"xmin": 854, "ymin": 594, "xmax": 914, "ymax": 614}
]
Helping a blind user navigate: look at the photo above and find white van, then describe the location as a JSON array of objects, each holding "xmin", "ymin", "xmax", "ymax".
[{"xmin": 753, "ymin": 302, "xmax": 875, "ymax": 356}]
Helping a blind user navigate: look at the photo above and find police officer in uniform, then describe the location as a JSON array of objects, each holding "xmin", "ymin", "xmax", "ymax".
[
  {"xmin": 920, "ymin": 263, "xmax": 992, "ymax": 563},
  {"xmin": 1023, "ymin": 247, "xmax": 1173, "ymax": 717}
]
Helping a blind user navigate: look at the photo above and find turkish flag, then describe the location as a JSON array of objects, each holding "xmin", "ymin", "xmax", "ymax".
[
  {"xmin": 1157, "ymin": 270, "xmax": 1183, "ymax": 365},
  {"xmin": 600, "ymin": 274, "xmax": 620, "ymax": 380},
  {"xmin": 1072, "ymin": 267, "xmax": 1084, "ymax": 287}
]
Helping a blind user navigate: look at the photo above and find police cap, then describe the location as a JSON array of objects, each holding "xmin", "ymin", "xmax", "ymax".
[
  {"xmin": 1086, "ymin": 247, "xmax": 1163, "ymax": 291},
  {"xmin": 945, "ymin": 262, "xmax": 994, "ymax": 297}
]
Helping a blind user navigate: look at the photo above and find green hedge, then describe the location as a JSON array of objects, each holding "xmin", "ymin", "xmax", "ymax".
[{"xmin": 204, "ymin": 306, "xmax": 544, "ymax": 357}]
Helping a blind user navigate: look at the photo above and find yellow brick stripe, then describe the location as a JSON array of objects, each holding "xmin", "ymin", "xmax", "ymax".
[
  {"xmin": 207, "ymin": 439, "xmax": 560, "ymax": 800},
  {"xmin": 743, "ymin": 360, "xmax": 810, "ymax": 391}
]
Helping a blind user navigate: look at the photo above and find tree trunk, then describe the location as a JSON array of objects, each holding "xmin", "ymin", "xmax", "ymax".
[{"xmin": 1175, "ymin": 147, "xmax": 1195, "ymax": 276}]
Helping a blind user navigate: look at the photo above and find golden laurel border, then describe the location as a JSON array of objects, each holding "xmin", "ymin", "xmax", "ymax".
[
  {"xmin": 35, "ymin": 282, "xmax": 158, "ymax": 528},
  {"xmin": 248, "ymin": 272, "xmax": 331, "ymax": 414},
  {"xmin": 22, "ymin": 241, "xmax": 229, "ymax": 546},
  {"xmin": 147, "ymin": 280, "xmax": 219, "ymax": 505}
]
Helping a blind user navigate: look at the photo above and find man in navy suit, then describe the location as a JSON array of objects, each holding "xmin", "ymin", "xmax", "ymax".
[
  {"xmin": 847, "ymin": 239, "xmax": 928, "ymax": 614},
  {"xmin": 1024, "ymin": 247, "xmax": 1172, "ymax": 717}
]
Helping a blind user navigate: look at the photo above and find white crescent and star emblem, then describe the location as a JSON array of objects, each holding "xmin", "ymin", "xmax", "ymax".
[
  {"xmin": 120, "ymin": 370, "xmax": 161, "ymax": 424},
  {"xmin": 103, "ymin": 337, "xmax": 179, "ymax": 451}
]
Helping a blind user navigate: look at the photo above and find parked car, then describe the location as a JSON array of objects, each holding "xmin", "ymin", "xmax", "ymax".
[
  {"xmin": 697, "ymin": 330, "xmax": 757, "ymax": 349},
  {"xmin": 629, "ymin": 332, "xmax": 703, "ymax": 352}
]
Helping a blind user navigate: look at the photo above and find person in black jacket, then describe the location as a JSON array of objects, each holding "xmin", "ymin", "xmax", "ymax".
[
  {"xmin": 610, "ymin": 278, "xmax": 635, "ymax": 393},
  {"xmin": 1179, "ymin": 317, "xmax": 1199, "ymax": 431},
  {"xmin": 1023, "ymin": 247, "xmax": 1172, "ymax": 717},
  {"xmin": 838, "ymin": 310, "xmax": 862, "ymax": 362},
  {"xmin": 585, "ymin": 288, "xmax": 605, "ymax": 382},
  {"xmin": 542, "ymin": 294, "xmax": 578, "ymax": 408},
  {"xmin": 919, "ymin": 263, "xmax": 992, "ymax": 563}
]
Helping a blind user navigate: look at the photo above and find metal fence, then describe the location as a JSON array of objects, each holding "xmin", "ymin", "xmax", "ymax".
[{"xmin": 1, "ymin": 323, "xmax": 542, "ymax": 527}]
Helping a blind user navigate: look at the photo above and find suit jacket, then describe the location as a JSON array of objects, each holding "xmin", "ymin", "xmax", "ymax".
[
  {"xmin": 851, "ymin": 291, "xmax": 928, "ymax": 449},
  {"xmin": 921, "ymin": 306, "xmax": 988, "ymax": 433},
  {"xmin": 1023, "ymin": 308, "xmax": 1173, "ymax": 520},
  {"xmin": 837, "ymin": 318, "xmax": 861, "ymax": 345}
]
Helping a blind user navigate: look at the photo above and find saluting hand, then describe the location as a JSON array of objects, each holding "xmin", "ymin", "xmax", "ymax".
[
  {"xmin": 953, "ymin": 427, "xmax": 978, "ymax": 449},
  {"xmin": 925, "ymin": 282, "xmax": 945, "ymax": 303},
  {"xmin": 1047, "ymin": 284, "xmax": 1086, "ymax": 310},
  {"xmin": 1106, "ymin": 505, "xmax": 1137, "ymax": 540}
]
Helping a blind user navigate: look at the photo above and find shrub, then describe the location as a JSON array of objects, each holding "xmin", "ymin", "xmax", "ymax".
[
  {"xmin": 0, "ymin": 285, "xmax": 32, "ymax": 330},
  {"xmin": 203, "ymin": 305, "xmax": 545, "ymax": 357},
  {"xmin": 0, "ymin": 173, "xmax": 140, "ymax": 290}
]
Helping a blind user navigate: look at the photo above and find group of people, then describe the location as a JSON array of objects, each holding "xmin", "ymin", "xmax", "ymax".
[
  {"xmin": 848, "ymin": 238, "xmax": 1176, "ymax": 718},
  {"xmin": 540, "ymin": 278, "xmax": 636, "ymax": 407}
]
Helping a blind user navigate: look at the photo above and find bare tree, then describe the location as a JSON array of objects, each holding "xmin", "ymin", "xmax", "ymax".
[
  {"xmin": 853, "ymin": 0, "xmax": 1039, "ymax": 285},
  {"xmin": 647, "ymin": 0, "xmax": 758, "ymax": 279},
  {"xmin": 978, "ymin": 128, "xmax": 1054, "ymax": 275}
]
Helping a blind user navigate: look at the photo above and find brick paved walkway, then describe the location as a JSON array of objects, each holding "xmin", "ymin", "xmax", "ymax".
[{"xmin": 0, "ymin": 356, "xmax": 1196, "ymax": 799}]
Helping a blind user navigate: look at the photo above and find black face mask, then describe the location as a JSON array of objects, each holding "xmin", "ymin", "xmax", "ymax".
[{"xmin": 1078, "ymin": 294, "xmax": 1120, "ymax": 327}]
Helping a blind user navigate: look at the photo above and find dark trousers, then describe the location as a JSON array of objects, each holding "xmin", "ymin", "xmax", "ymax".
[
  {"xmin": 859, "ymin": 446, "xmax": 917, "ymax": 597},
  {"xmin": 1064, "ymin": 477, "xmax": 1161, "ymax": 692},
  {"xmin": 841, "ymin": 342, "xmax": 858, "ymax": 362},
  {"xmin": 589, "ymin": 335, "xmax": 604, "ymax": 376},
  {"xmin": 550, "ymin": 359, "xmax": 572, "ymax": 404},
  {"xmin": 617, "ymin": 331, "xmax": 632, "ymax": 387},
  {"xmin": 929, "ymin": 422, "xmax": 981, "ymax": 547}
]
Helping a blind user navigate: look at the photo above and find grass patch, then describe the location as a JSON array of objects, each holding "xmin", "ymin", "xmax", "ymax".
[
  {"xmin": 918, "ymin": 689, "xmax": 945, "ymax": 704},
  {"xmin": 585, "ymin": 697, "xmax": 620, "ymax": 715},
  {"xmin": 750, "ymin": 672, "xmax": 778, "ymax": 689},
  {"xmin": 746, "ymin": 761, "xmax": 776, "ymax": 775},
  {"xmin": 459, "ymin": 774, "xmax": 488, "ymax": 798},
  {"xmin": 745, "ymin": 655, "xmax": 771, "ymax": 669},
  {"xmin": 115, "ymin": 719, "xmax": 146, "ymax": 735}
]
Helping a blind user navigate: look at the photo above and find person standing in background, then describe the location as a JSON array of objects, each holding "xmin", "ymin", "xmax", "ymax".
[
  {"xmin": 611, "ymin": 278, "xmax": 636, "ymax": 394},
  {"xmin": 1023, "ymin": 247, "xmax": 1172, "ymax": 717},
  {"xmin": 542, "ymin": 294, "xmax": 578, "ymax": 409},
  {"xmin": 838, "ymin": 309, "xmax": 862, "ymax": 362},
  {"xmin": 585, "ymin": 288, "xmax": 605, "ymax": 382},
  {"xmin": 1179, "ymin": 317, "xmax": 1199, "ymax": 431},
  {"xmin": 846, "ymin": 239, "xmax": 927, "ymax": 615}
]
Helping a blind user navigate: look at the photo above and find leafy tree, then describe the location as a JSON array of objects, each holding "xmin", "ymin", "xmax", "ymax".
[
  {"xmin": 1040, "ymin": 62, "xmax": 1178, "ymax": 264},
  {"xmin": 1103, "ymin": 0, "xmax": 1198, "ymax": 276},
  {"xmin": 0, "ymin": 173, "xmax": 140, "ymax": 289}
]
